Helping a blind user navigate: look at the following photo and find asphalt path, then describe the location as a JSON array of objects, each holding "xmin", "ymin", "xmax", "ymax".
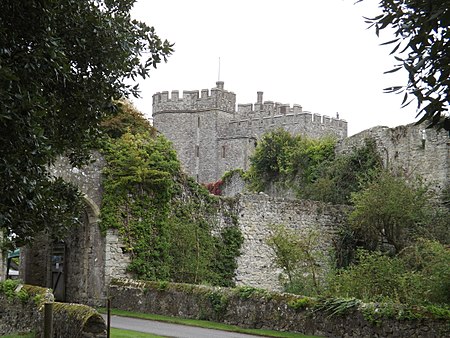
[{"xmin": 103, "ymin": 314, "xmax": 269, "ymax": 338}]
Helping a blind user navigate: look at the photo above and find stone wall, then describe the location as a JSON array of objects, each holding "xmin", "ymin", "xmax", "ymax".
[
  {"xmin": 0, "ymin": 284, "xmax": 53, "ymax": 335},
  {"xmin": 104, "ymin": 229, "xmax": 132, "ymax": 285},
  {"xmin": 225, "ymin": 112, "xmax": 347, "ymax": 141},
  {"xmin": 20, "ymin": 209, "xmax": 108, "ymax": 306},
  {"xmin": 21, "ymin": 153, "xmax": 113, "ymax": 305},
  {"xmin": 0, "ymin": 283, "xmax": 106, "ymax": 337},
  {"xmin": 152, "ymin": 81, "xmax": 236, "ymax": 115},
  {"xmin": 232, "ymin": 194, "xmax": 348, "ymax": 290},
  {"xmin": 221, "ymin": 170, "xmax": 247, "ymax": 197},
  {"xmin": 337, "ymin": 124, "xmax": 450, "ymax": 193},
  {"xmin": 52, "ymin": 152, "xmax": 105, "ymax": 210},
  {"xmin": 217, "ymin": 136, "xmax": 256, "ymax": 177},
  {"xmin": 52, "ymin": 302, "xmax": 107, "ymax": 338},
  {"xmin": 110, "ymin": 279, "xmax": 449, "ymax": 338}
]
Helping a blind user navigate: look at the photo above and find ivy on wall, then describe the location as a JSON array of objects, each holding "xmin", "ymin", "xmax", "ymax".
[{"xmin": 100, "ymin": 130, "xmax": 242, "ymax": 286}]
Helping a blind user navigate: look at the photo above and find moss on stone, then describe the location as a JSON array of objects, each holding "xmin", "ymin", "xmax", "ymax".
[{"xmin": 53, "ymin": 302, "xmax": 100, "ymax": 327}]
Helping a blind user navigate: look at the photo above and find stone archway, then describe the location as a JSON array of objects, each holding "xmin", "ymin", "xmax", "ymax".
[
  {"xmin": 21, "ymin": 196, "xmax": 106, "ymax": 306},
  {"xmin": 63, "ymin": 196, "xmax": 105, "ymax": 305}
]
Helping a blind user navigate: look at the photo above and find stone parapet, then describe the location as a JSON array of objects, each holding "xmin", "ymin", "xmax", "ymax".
[{"xmin": 153, "ymin": 82, "xmax": 236, "ymax": 115}]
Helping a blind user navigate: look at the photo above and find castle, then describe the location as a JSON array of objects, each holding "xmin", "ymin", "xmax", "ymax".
[{"xmin": 153, "ymin": 81, "xmax": 348, "ymax": 183}]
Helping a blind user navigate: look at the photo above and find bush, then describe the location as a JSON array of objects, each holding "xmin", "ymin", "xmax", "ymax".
[
  {"xmin": 246, "ymin": 129, "xmax": 336, "ymax": 192},
  {"xmin": 327, "ymin": 240, "xmax": 450, "ymax": 306},
  {"xmin": 266, "ymin": 224, "xmax": 329, "ymax": 296},
  {"xmin": 0, "ymin": 280, "xmax": 29, "ymax": 302},
  {"xmin": 349, "ymin": 171, "xmax": 429, "ymax": 253}
]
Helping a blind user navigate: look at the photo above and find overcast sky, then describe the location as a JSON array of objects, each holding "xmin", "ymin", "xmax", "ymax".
[{"xmin": 130, "ymin": 0, "xmax": 417, "ymax": 136}]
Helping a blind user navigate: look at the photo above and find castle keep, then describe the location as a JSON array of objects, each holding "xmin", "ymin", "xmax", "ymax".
[{"xmin": 153, "ymin": 82, "xmax": 348, "ymax": 183}]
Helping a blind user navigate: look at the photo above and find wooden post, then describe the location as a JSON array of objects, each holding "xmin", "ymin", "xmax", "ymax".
[
  {"xmin": 107, "ymin": 297, "xmax": 111, "ymax": 338},
  {"xmin": 43, "ymin": 302, "xmax": 53, "ymax": 338}
]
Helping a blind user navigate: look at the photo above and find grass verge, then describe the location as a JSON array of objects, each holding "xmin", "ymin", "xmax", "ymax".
[
  {"xmin": 111, "ymin": 327, "xmax": 166, "ymax": 338},
  {"xmin": 0, "ymin": 333, "xmax": 34, "ymax": 338},
  {"xmin": 98, "ymin": 308, "xmax": 322, "ymax": 338}
]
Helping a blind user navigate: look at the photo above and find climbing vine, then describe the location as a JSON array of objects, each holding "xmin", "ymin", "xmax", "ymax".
[{"xmin": 100, "ymin": 130, "xmax": 242, "ymax": 285}]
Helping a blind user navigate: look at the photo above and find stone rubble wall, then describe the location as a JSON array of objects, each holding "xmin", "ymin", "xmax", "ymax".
[
  {"xmin": 52, "ymin": 302, "xmax": 107, "ymax": 338},
  {"xmin": 105, "ymin": 229, "xmax": 132, "ymax": 285},
  {"xmin": 0, "ymin": 284, "xmax": 106, "ymax": 337},
  {"xmin": 51, "ymin": 152, "xmax": 105, "ymax": 211},
  {"xmin": 220, "ymin": 170, "xmax": 248, "ymax": 197},
  {"xmin": 232, "ymin": 194, "xmax": 348, "ymax": 290},
  {"xmin": 110, "ymin": 279, "xmax": 449, "ymax": 338},
  {"xmin": 337, "ymin": 124, "xmax": 450, "ymax": 193},
  {"xmin": 0, "ymin": 285, "xmax": 52, "ymax": 335}
]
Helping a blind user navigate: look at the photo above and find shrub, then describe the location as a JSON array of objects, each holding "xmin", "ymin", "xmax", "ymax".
[{"xmin": 327, "ymin": 240, "xmax": 450, "ymax": 306}]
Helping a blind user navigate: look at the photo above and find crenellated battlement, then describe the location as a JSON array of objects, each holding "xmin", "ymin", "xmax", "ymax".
[
  {"xmin": 220, "ymin": 112, "xmax": 347, "ymax": 139},
  {"xmin": 237, "ymin": 101, "xmax": 304, "ymax": 117},
  {"xmin": 153, "ymin": 81, "xmax": 236, "ymax": 115}
]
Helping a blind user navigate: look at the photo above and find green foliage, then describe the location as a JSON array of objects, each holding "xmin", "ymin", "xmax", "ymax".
[
  {"xmin": 267, "ymin": 224, "xmax": 327, "ymax": 296},
  {"xmin": 247, "ymin": 133, "xmax": 382, "ymax": 205},
  {"xmin": 101, "ymin": 131, "xmax": 179, "ymax": 280},
  {"xmin": 247, "ymin": 129, "xmax": 336, "ymax": 192},
  {"xmin": 208, "ymin": 290, "xmax": 229, "ymax": 316},
  {"xmin": 101, "ymin": 100, "xmax": 156, "ymax": 139},
  {"xmin": 327, "ymin": 250, "xmax": 409, "ymax": 303},
  {"xmin": 349, "ymin": 171, "xmax": 429, "ymax": 252},
  {"xmin": 399, "ymin": 238, "xmax": 450, "ymax": 305},
  {"xmin": 101, "ymin": 131, "xmax": 242, "ymax": 286},
  {"xmin": 221, "ymin": 168, "xmax": 245, "ymax": 183},
  {"xmin": 210, "ymin": 226, "xmax": 244, "ymax": 287},
  {"xmin": 314, "ymin": 297, "xmax": 361, "ymax": 318},
  {"xmin": 359, "ymin": 0, "xmax": 450, "ymax": 130},
  {"xmin": 287, "ymin": 297, "xmax": 315, "ymax": 310},
  {"xmin": 0, "ymin": 280, "xmax": 29, "ymax": 303},
  {"xmin": 0, "ymin": 0, "xmax": 173, "ymax": 245},
  {"xmin": 236, "ymin": 286, "xmax": 261, "ymax": 299},
  {"xmin": 361, "ymin": 301, "xmax": 450, "ymax": 326},
  {"xmin": 301, "ymin": 138, "xmax": 382, "ymax": 204},
  {"xmin": 327, "ymin": 240, "xmax": 450, "ymax": 306}
]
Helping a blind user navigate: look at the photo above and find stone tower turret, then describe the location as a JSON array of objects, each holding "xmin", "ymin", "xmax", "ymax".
[{"xmin": 153, "ymin": 82, "xmax": 236, "ymax": 182}]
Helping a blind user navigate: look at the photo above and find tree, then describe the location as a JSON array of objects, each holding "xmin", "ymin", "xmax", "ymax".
[
  {"xmin": 349, "ymin": 171, "xmax": 428, "ymax": 253},
  {"xmin": 100, "ymin": 100, "xmax": 157, "ymax": 139},
  {"xmin": 0, "ymin": 0, "xmax": 173, "ymax": 246},
  {"xmin": 266, "ymin": 224, "xmax": 326, "ymax": 295},
  {"xmin": 360, "ymin": 0, "xmax": 450, "ymax": 130}
]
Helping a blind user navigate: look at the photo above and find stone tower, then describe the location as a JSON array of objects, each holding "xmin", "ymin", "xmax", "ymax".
[
  {"xmin": 153, "ymin": 81, "xmax": 236, "ymax": 183},
  {"xmin": 153, "ymin": 82, "xmax": 348, "ymax": 183}
]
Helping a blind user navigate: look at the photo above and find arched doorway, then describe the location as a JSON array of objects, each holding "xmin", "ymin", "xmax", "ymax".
[{"xmin": 21, "ymin": 196, "xmax": 106, "ymax": 305}]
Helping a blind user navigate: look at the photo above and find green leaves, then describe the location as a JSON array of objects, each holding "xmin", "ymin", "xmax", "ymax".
[
  {"xmin": 0, "ymin": 0, "xmax": 173, "ymax": 244},
  {"xmin": 349, "ymin": 171, "xmax": 429, "ymax": 253},
  {"xmin": 100, "ymin": 131, "xmax": 242, "ymax": 286},
  {"xmin": 362, "ymin": 0, "xmax": 450, "ymax": 130},
  {"xmin": 247, "ymin": 129, "xmax": 336, "ymax": 192}
]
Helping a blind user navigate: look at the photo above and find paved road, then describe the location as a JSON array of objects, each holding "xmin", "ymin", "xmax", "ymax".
[{"xmin": 103, "ymin": 314, "xmax": 269, "ymax": 338}]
